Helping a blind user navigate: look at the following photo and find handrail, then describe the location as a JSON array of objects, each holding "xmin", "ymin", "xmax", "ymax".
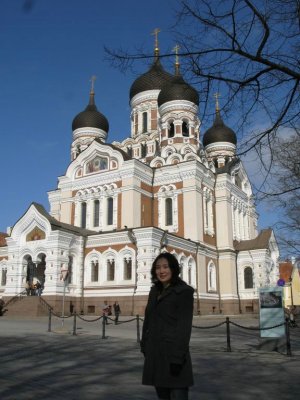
[{"xmin": 3, "ymin": 290, "xmax": 27, "ymax": 307}]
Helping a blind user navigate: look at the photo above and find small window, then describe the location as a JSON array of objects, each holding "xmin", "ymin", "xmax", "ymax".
[
  {"xmin": 244, "ymin": 267, "xmax": 253, "ymax": 289},
  {"xmin": 81, "ymin": 202, "xmax": 87, "ymax": 228},
  {"xmin": 142, "ymin": 112, "xmax": 148, "ymax": 133},
  {"xmin": 165, "ymin": 198, "xmax": 173, "ymax": 226},
  {"xmin": 168, "ymin": 122, "xmax": 175, "ymax": 138},
  {"xmin": 107, "ymin": 197, "xmax": 113, "ymax": 225},
  {"xmin": 1, "ymin": 269, "xmax": 7, "ymax": 286},
  {"xmin": 94, "ymin": 200, "xmax": 100, "ymax": 227},
  {"xmin": 182, "ymin": 121, "xmax": 189, "ymax": 136},
  {"xmin": 87, "ymin": 305, "xmax": 95, "ymax": 314},
  {"xmin": 124, "ymin": 259, "xmax": 132, "ymax": 280},
  {"xmin": 91, "ymin": 261, "xmax": 99, "ymax": 282},
  {"xmin": 107, "ymin": 260, "xmax": 115, "ymax": 281},
  {"xmin": 141, "ymin": 143, "xmax": 147, "ymax": 158}
]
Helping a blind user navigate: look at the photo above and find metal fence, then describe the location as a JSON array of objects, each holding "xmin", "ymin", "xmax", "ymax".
[{"xmin": 47, "ymin": 310, "xmax": 295, "ymax": 357}]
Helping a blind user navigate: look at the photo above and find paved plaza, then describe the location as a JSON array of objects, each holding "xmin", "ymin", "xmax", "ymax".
[{"xmin": 0, "ymin": 314, "xmax": 300, "ymax": 399}]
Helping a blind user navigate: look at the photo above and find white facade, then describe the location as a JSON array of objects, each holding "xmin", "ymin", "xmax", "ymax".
[{"xmin": 0, "ymin": 58, "xmax": 280, "ymax": 315}]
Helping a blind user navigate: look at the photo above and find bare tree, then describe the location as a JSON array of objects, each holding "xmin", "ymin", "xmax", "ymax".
[
  {"xmin": 106, "ymin": 0, "xmax": 300, "ymax": 162},
  {"xmin": 105, "ymin": 0, "xmax": 300, "ymax": 254}
]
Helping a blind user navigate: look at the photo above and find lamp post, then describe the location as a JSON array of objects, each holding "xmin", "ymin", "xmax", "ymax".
[{"xmin": 60, "ymin": 265, "xmax": 69, "ymax": 328}]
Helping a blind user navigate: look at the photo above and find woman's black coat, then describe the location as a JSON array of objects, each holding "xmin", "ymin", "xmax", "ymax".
[{"xmin": 141, "ymin": 281, "xmax": 194, "ymax": 388}]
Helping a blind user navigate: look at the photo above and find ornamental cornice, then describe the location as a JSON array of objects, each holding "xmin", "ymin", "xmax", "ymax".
[
  {"xmin": 159, "ymin": 101, "xmax": 198, "ymax": 115},
  {"xmin": 73, "ymin": 127, "xmax": 103, "ymax": 140},
  {"xmin": 86, "ymin": 234, "xmax": 131, "ymax": 248},
  {"xmin": 131, "ymin": 90, "xmax": 160, "ymax": 107}
]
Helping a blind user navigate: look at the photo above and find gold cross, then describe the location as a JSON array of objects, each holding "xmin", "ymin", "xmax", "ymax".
[
  {"xmin": 213, "ymin": 92, "xmax": 221, "ymax": 112},
  {"xmin": 151, "ymin": 28, "xmax": 161, "ymax": 50},
  {"xmin": 90, "ymin": 75, "xmax": 97, "ymax": 93},
  {"xmin": 173, "ymin": 44, "xmax": 180, "ymax": 64}
]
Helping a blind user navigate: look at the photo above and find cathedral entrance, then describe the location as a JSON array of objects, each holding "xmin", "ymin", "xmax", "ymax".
[{"xmin": 24, "ymin": 253, "xmax": 46, "ymax": 294}]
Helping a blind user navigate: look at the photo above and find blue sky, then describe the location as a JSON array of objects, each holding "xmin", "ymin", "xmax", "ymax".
[{"xmin": 1, "ymin": 0, "xmax": 274, "ymax": 234}]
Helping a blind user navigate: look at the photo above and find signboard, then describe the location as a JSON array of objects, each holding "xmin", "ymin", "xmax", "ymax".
[{"xmin": 259, "ymin": 287, "xmax": 285, "ymax": 338}]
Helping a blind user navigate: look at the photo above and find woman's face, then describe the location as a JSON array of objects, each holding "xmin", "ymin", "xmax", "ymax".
[{"xmin": 155, "ymin": 257, "xmax": 172, "ymax": 284}]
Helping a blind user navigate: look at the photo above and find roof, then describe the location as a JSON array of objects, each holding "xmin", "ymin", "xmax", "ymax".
[
  {"xmin": 203, "ymin": 111, "xmax": 237, "ymax": 147},
  {"xmin": 129, "ymin": 58, "xmax": 173, "ymax": 100},
  {"xmin": 0, "ymin": 232, "xmax": 8, "ymax": 247},
  {"xmin": 234, "ymin": 229, "xmax": 273, "ymax": 251},
  {"xmin": 72, "ymin": 92, "xmax": 109, "ymax": 133},
  {"xmin": 157, "ymin": 74, "xmax": 199, "ymax": 107},
  {"xmin": 279, "ymin": 261, "xmax": 293, "ymax": 282},
  {"xmin": 93, "ymin": 138, "xmax": 131, "ymax": 160},
  {"xmin": 32, "ymin": 203, "xmax": 95, "ymax": 237}
]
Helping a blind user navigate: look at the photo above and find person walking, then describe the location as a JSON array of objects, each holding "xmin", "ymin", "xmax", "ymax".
[
  {"xmin": 113, "ymin": 301, "xmax": 121, "ymax": 324},
  {"xmin": 141, "ymin": 252, "xmax": 194, "ymax": 400}
]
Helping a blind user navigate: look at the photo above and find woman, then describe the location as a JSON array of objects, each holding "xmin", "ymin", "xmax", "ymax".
[{"xmin": 141, "ymin": 252, "xmax": 194, "ymax": 400}]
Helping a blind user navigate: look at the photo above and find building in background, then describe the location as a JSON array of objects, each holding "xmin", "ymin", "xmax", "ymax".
[{"xmin": 0, "ymin": 43, "xmax": 280, "ymax": 315}]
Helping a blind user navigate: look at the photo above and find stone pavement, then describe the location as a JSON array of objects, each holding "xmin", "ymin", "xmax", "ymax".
[{"xmin": 0, "ymin": 314, "xmax": 300, "ymax": 400}]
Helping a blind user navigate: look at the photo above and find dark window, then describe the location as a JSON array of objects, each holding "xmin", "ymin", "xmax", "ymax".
[
  {"xmin": 1, "ymin": 269, "xmax": 7, "ymax": 286},
  {"xmin": 107, "ymin": 197, "xmax": 113, "ymax": 225},
  {"xmin": 91, "ymin": 261, "xmax": 99, "ymax": 282},
  {"xmin": 68, "ymin": 256, "xmax": 73, "ymax": 284},
  {"xmin": 141, "ymin": 143, "xmax": 147, "ymax": 158},
  {"xmin": 168, "ymin": 122, "xmax": 175, "ymax": 138},
  {"xmin": 107, "ymin": 260, "xmax": 115, "ymax": 281},
  {"xmin": 142, "ymin": 112, "xmax": 148, "ymax": 133},
  {"xmin": 127, "ymin": 147, "xmax": 132, "ymax": 157},
  {"xmin": 244, "ymin": 267, "xmax": 253, "ymax": 289},
  {"xmin": 165, "ymin": 198, "xmax": 173, "ymax": 226},
  {"xmin": 182, "ymin": 121, "xmax": 189, "ymax": 136},
  {"xmin": 81, "ymin": 202, "xmax": 87, "ymax": 228},
  {"xmin": 94, "ymin": 200, "xmax": 100, "ymax": 227}
]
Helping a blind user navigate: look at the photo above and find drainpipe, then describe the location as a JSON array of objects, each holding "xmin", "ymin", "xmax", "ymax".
[
  {"xmin": 235, "ymin": 250, "xmax": 242, "ymax": 314},
  {"xmin": 80, "ymin": 236, "xmax": 87, "ymax": 314},
  {"xmin": 195, "ymin": 242, "xmax": 201, "ymax": 315},
  {"xmin": 128, "ymin": 229, "xmax": 137, "ymax": 316}
]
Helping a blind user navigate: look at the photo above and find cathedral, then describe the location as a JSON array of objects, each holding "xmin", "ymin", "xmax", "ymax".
[{"xmin": 0, "ymin": 41, "xmax": 280, "ymax": 316}]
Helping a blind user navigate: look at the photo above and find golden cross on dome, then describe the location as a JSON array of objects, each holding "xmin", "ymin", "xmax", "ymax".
[
  {"xmin": 90, "ymin": 75, "xmax": 97, "ymax": 94},
  {"xmin": 213, "ymin": 92, "xmax": 221, "ymax": 112},
  {"xmin": 173, "ymin": 44, "xmax": 180, "ymax": 75},
  {"xmin": 151, "ymin": 28, "xmax": 161, "ymax": 55}
]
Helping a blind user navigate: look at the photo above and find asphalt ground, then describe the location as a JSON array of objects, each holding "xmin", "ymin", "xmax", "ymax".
[{"xmin": 0, "ymin": 314, "xmax": 300, "ymax": 400}]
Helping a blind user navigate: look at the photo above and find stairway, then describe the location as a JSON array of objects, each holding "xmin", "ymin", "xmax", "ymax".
[{"xmin": 5, "ymin": 296, "xmax": 50, "ymax": 317}]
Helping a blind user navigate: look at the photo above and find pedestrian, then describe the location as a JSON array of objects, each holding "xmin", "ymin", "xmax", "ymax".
[
  {"xmin": 0, "ymin": 296, "xmax": 5, "ymax": 316},
  {"xmin": 35, "ymin": 281, "xmax": 42, "ymax": 296},
  {"xmin": 141, "ymin": 252, "xmax": 194, "ymax": 400},
  {"xmin": 113, "ymin": 301, "xmax": 121, "ymax": 324}
]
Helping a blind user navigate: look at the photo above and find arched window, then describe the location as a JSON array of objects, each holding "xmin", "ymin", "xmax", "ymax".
[
  {"xmin": 142, "ymin": 112, "xmax": 148, "ymax": 133},
  {"xmin": 141, "ymin": 143, "xmax": 147, "ymax": 158},
  {"xmin": 124, "ymin": 258, "xmax": 132, "ymax": 280},
  {"xmin": 188, "ymin": 267, "xmax": 192, "ymax": 285},
  {"xmin": 94, "ymin": 200, "xmax": 100, "ymax": 227},
  {"xmin": 107, "ymin": 197, "xmax": 113, "ymax": 225},
  {"xmin": 182, "ymin": 121, "xmax": 189, "ymax": 136},
  {"xmin": 81, "ymin": 202, "xmax": 87, "ymax": 228},
  {"xmin": 208, "ymin": 262, "xmax": 217, "ymax": 291},
  {"xmin": 168, "ymin": 122, "xmax": 175, "ymax": 138},
  {"xmin": 244, "ymin": 267, "xmax": 253, "ymax": 289},
  {"xmin": 107, "ymin": 259, "xmax": 115, "ymax": 281},
  {"xmin": 91, "ymin": 261, "xmax": 99, "ymax": 282},
  {"xmin": 165, "ymin": 198, "xmax": 173, "ymax": 226},
  {"xmin": 127, "ymin": 147, "xmax": 132, "ymax": 157}
]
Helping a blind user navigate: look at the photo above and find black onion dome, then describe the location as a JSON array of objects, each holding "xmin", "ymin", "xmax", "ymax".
[
  {"xmin": 203, "ymin": 112, "xmax": 237, "ymax": 147},
  {"xmin": 158, "ymin": 75, "xmax": 199, "ymax": 107},
  {"xmin": 72, "ymin": 92, "xmax": 109, "ymax": 133},
  {"xmin": 129, "ymin": 59, "xmax": 173, "ymax": 101}
]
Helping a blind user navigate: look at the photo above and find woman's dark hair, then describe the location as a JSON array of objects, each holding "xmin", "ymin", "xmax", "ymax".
[{"xmin": 151, "ymin": 252, "xmax": 183, "ymax": 287}]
